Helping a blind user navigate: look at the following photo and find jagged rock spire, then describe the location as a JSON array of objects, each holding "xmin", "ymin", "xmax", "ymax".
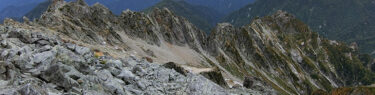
[
  {"xmin": 51, "ymin": 0, "xmax": 64, "ymax": 5},
  {"xmin": 47, "ymin": 0, "xmax": 65, "ymax": 12},
  {"xmin": 77, "ymin": 0, "xmax": 87, "ymax": 6}
]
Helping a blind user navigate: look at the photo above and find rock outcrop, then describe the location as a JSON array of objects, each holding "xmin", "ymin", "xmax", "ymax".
[
  {"xmin": 163, "ymin": 62, "xmax": 189, "ymax": 76},
  {"xmin": 199, "ymin": 67, "xmax": 228, "ymax": 88}
]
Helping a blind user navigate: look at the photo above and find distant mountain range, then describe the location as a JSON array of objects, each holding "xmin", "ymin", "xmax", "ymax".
[
  {"xmin": 0, "ymin": 0, "xmax": 45, "ymax": 10},
  {"xmin": 24, "ymin": 0, "xmax": 52, "ymax": 21},
  {"xmin": 0, "ymin": 0, "xmax": 254, "ymax": 32},
  {"xmin": 224, "ymin": 0, "xmax": 375, "ymax": 56},
  {"xmin": 184, "ymin": 0, "xmax": 254, "ymax": 14},
  {"xmin": 0, "ymin": 1, "xmax": 43, "ymax": 22},
  {"xmin": 19, "ymin": 0, "xmax": 226, "ymax": 32}
]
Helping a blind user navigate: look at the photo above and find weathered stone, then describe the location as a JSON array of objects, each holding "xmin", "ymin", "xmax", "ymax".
[
  {"xmin": 0, "ymin": 40, "xmax": 8, "ymax": 48},
  {"xmin": 33, "ymin": 51, "xmax": 54, "ymax": 63},
  {"xmin": 7, "ymin": 30, "xmax": 33, "ymax": 44},
  {"xmin": 65, "ymin": 43, "xmax": 76, "ymax": 51},
  {"xmin": 75, "ymin": 46, "xmax": 90, "ymax": 55},
  {"xmin": 132, "ymin": 65, "xmax": 146, "ymax": 76},
  {"xmin": 36, "ymin": 45, "xmax": 52, "ymax": 52},
  {"xmin": 199, "ymin": 68, "xmax": 228, "ymax": 88},
  {"xmin": 103, "ymin": 78, "xmax": 125, "ymax": 95},
  {"xmin": 96, "ymin": 69, "xmax": 113, "ymax": 81},
  {"xmin": 109, "ymin": 67, "xmax": 121, "ymax": 76},
  {"xmin": 243, "ymin": 76, "xmax": 263, "ymax": 89},
  {"xmin": 40, "ymin": 64, "xmax": 80, "ymax": 90},
  {"xmin": 0, "ymin": 50, "xmax": 9, "ymax": 59},
  {"xmin": 117, "ymin": 69, "xmax": 136, "ymax": 83},
  {"xmin": 163, "ymin": 62, "xmax": 188, "ymax": 76},
  {"xmin": 37, "ymin": 40, "xmax": 50, "ymax": 46},
  {"xmin": 186, "ymin": 75, "xmax": 228, "ymax": 95},
  {"xmin": 17, "ymin": 83, "xmax": 47, "ymax": 95},
  {"xmin": 105, "ymin": 59, "xmax": 123, "ymax": 69},
  {"xmin": 142, "ymin": 57, "xmax": 153, "ymax": 63}
]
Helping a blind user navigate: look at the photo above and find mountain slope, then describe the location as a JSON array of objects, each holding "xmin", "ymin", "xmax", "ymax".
[
  {"xmin": 0, "ymin": 0, "xmax": 45, "ymax": 11},
  {"xmin": 24, "ymin": 0, "xmax": 52, "ymax": 21},
  {"xmin": 143, "ymin": 0, "xmax": 224, "ymax": 32},
  {"xmin": 2, "ymin": 0, "xmax": 374, "ymax": 94},
  {"xmin": 223, "ymin": 0, "xmax": 375, "ymax": 55}
]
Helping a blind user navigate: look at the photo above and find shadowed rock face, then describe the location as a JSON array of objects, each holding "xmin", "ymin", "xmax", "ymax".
[
  {"xmin": 1, "ymin": 0, "xmax": 374, "ymax": 94},
  {"xmin": 199, "ymin": 67, "xmax": 228, "ymax": 88},
  {"xmin": 163, "ymin": 62, "xmax": 189, "ymax": 76}
]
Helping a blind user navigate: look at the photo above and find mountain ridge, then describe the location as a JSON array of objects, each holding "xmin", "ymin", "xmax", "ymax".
[
  {"xmin": 143, "ymin": 0, "xmax": 224, "ymax": 32},
  {"xmin": 33, "ymin": 0, "xmax": 375, "ymax": 94},
  {"xmin": 0, "ymin": 0, "xmax": 374, "ymax": 94},
  {"xmin": 223, "ymin": 0, "xmax": 375, "ymax": 56},
  {"xmin": 0, "ymin": 2, "xmax": 41, "ymax": 22}
]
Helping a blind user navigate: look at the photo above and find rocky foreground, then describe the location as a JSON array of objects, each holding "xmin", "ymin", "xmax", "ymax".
[
  {"xmin": 1, "ymin": 0, "xmax": 375, "ymax": 94},
  {"xmin": 0, "ymin": 20, "xmax": 240, "ymax": 95}
]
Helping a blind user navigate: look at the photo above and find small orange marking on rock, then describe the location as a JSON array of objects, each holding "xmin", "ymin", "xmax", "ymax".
[{"xmin": 94, "ymin": 51, "xmax": 104, "ymax": 57}]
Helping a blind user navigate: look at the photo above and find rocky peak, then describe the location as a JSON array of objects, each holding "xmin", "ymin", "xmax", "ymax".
[
  {"xmin": 209, "ymin": 23, "xmax": 237, "ymax": 41},
  {"xmin": 121, "ymin": 9, "xmax": 134, "ymax": 15},
  {"xmin": 271, "ymin": 10, "xmax": 295, "ymax": 24},
  {"xmin": 76, "ymin": 0, "xmax": 87, "ymax": 6},
  {"xmin": 206, "ymin": 23, "xmax": 237, "ymax": 51},
  {"xmin": 2, "ymin": 18, "xmax": 17, "ymax": 26},
  {"xmin": 350, "ymin": 42, "xmax": 359, "ymax": 51},
  {"xmin": 255, "ymin": 10, "xmax": 310, "ymax": 35},
  {"xmin": 48, "ymin": 0, "xmax": 65, "ymax": 12},
  {"xmin": 91, "ymin": 3, "xmax": 111, "ymax": 13}
]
